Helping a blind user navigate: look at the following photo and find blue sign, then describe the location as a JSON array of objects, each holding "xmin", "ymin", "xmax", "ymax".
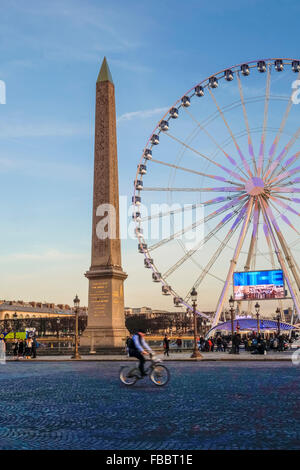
[{"xmin": 233, "ymin": 269, "xmax": 284, "ymax": 287}]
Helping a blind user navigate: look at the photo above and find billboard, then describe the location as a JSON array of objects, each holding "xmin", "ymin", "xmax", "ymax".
[{"xmin": 233, "ymin": 269, "xmax": 285, "ymax": 300}]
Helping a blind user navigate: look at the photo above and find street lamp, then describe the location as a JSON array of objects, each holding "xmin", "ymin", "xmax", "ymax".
[
  {"xmin": 71, "ymin": 294, "xmax": 81, "ymax": 360},
  {"xmin": 190, "ymin": 288, "xmax": 202, "ymax": 359},
  {"xmin": 229, "ymin": 295, "xmax": 235, "ymax": 353},
  {"xmin": 276, "ymin": 307, "xmax": 281, "ymax": 336},
  {"xmin": 12, "ymin": 312, "xmax": 18, "ymax": 339},
  {"xmin": 255, "ymin": 302, "xmax": 260, "ymax": 334},
  {"xmin": 56, "ymin": 318, "xmax": 60, "ymax": 338},
  {"xmin": 56, "ymin": 317, "xmax": 61, "ymax": 354}
]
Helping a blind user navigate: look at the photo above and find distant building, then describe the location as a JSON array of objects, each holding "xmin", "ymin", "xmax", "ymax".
[
  {"xmin": 0, "ymin": 300, "xmax": 88, "ymax": 320},
  {"xmin": 124, "ymin": 306, "xmax": 214, "ymax": 335}
]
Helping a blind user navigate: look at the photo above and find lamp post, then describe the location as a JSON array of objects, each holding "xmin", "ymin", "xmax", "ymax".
[
  {"xmin": 13, "ymin": 312, "xmax": 17, "ymax": 339},
  {"xmin": 190, "ymin": 288, "xmax": 202, "ymax": 359},
  {"xmin": 229, "ymin": 295, "xmax": 235, "ymax": 354},
  {"xmin": 276, "ymin": 307, "xmax": 281, "ymax": 336},
  {"xmin": 56, "ymin": 318, "xmax": 61, "ymax": 354},
  {"xmin": 255, "ymin": 302, "xmax": 260, "ymax": 334},
  {"xmin": 71, "ymin": 295, "xmax": 81, "ymax": 360}
]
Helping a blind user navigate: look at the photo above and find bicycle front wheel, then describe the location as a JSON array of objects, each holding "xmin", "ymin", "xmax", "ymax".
[
  {"xmin": 119, "ymin": 366, "xmax": 139, "ymax": 386},
  {"xmin": 150, "ymin": 364, "xmax": 170, "ymax": 386}
]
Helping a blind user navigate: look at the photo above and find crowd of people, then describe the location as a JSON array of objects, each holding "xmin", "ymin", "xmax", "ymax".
[
  {"xmin": 12, "ymin": 337, "xmax": 39, "ymax": 360},
  {"xmin": 125, "ymin": 331, "xmax": 297, "ymax": 357},
  {"xmin": 198, "ymin": 332, "xmax": 294, "ymax": 355}
]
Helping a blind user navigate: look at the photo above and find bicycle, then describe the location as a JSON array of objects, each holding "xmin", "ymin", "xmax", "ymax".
[{"xmin": 119, "ymin": 354, "xmax": 170, "ymax": 386}]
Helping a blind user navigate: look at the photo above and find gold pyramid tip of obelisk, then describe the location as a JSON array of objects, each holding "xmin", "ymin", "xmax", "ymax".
[{"xmin": 97, "ymin": 57, "xmax": 114, "ymax": 84}]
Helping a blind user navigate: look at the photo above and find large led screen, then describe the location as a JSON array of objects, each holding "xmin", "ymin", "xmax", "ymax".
[{"xmin": 233, "ymin": 269, "xmax": 285, "ymax": 300}]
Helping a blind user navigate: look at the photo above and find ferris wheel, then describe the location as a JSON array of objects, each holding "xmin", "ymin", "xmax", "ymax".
[{"xmin": 132, "ymin": 58, "xmax": 300, "ymax": 327}]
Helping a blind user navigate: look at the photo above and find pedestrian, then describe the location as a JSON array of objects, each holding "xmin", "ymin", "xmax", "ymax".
[
  {"xmin": 18, "ymin": 339, "xmax": 24, "ymax": 359},
  {"xmin": 222, "ymin": 338, "xmax": 228, "ymax": 352},
  {"xmin": 0, "ymin": 335, "xmax": 6, "ymax": 364},
  {"xmin": 232, "ymin": 333, "xmax": 241, "ymax": 354},
  {"xmin": 176, "ymin": 337, "xmax": 182, "ymax": 353},
  {"xmin": 31, "ymin": 337, "xmax": 38, "ymax": 359},
  {"xmin": 163, "ymin": 334, "xmax": 170, "ymax": 357},
  {"xmin": 125, "ymin": 335, "xmax": 132, "ymax": 356},
  {"xmin": 216, "ymin": 336, "xmax": 223, "ymax": 352},
  {"xmin": 13, "ymin": 339, "xmax": 18, "ymax": 360},
  {"xmin": 25, "ymin": 337, "xmax": 33, "ymax": 359}
]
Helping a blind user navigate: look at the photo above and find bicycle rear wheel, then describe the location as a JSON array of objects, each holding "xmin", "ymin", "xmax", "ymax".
[
  {"xmin": 119, "ymin": 366, "xmax": 139, "ymax": 386},
  {"xmin": 150, "ymin": 364, "xmax": 170, "ymax": 386}
]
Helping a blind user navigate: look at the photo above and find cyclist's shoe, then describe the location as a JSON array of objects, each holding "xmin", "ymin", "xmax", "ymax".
[{"xmin": 141, "ymin": 372, "xmax": 147, "ymax": 377}]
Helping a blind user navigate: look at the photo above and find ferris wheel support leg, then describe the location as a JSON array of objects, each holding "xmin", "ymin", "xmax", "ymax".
[
  {"xmin": 272, "ymin": 226, "xmax": 300, "ymax": 320},
  {"xmin": 262, "ymin": 198, "xmax": 300, "ymax": 311},
  {"xmin": 259, "ymin": 198, "xmax": 300, "ymax": 319},
  {"xmin": 261, "ymin": 211, "xmax": 284, "ymax": 319},
  {"xmin": 212, "ymin": 198, "xmax": 254, "ymax": 329},
  {"xmin": 244, "ymin": 204, "xmax": 259, "ymax": 315}
]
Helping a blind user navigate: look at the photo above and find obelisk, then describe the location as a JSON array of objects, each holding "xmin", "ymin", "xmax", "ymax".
[{"xmin": 80, "ymin": 57, "xmax": 128, "ymax": 352}]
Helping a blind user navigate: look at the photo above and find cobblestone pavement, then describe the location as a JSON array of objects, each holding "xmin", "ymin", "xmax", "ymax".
[{"xmin": 0, "ymin": 361, "xmax": 299, "ymax": 450}]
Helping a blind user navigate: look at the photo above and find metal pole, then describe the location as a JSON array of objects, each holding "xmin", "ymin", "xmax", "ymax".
[
  {"xmin": 190, "ymin": 302, "xmax": 202, "ymax": 359},
  {"xmin": 71, "ymin": 308, "xmax": 81, "ymax": 360},
  {"xmin": 230, "ymin": 308, "xmax": 235, "ymax": 353}
]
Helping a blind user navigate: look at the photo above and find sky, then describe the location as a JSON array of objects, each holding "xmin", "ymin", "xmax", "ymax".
[{"xmin": 0, "ymin": 0, "xmax": 299, "ymax": 313}]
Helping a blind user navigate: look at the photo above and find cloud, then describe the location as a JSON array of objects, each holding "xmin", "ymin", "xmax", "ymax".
[
  {"xmin": 0, "ymin": 250, "xmax": 86, "ymax": 262},
  {"xmin": 117, "ymin": 107, "xmax": 169, "ymax": 124}
]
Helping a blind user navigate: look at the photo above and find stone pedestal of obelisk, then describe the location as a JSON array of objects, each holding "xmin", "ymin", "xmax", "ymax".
[{"xmin": 80, "ymin": 57, "xmax": 128, "ymax": 352}]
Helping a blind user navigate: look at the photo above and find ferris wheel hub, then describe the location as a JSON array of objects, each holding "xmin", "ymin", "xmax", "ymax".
[{"xmin": 245, "ymin": 176, "xmax": 265, "ymax": 196}]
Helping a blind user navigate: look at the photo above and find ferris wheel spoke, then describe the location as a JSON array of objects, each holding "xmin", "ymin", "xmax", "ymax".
[
  {"xmin": 269, "ymin": 195, "xmax": 300, "ymax": 216},
  {"xmin": 185, "ymin": 203, "xmax": 246, "ymax": 301},
  {"xmin": 270, "ymin": 178, "xmax": 300, "ymax": 191},
  {"xmin": 268, "ymin": 163, "xmax": 300, "ymax": 186},
  {"xmin": 212, "ymin": 198, "xmax": 254, "ymax": 328},
  {"xmin": 269, "ymin": 200, "xmax": 300, "ymax": 236},
  {"xmin": 259, "ymin": 197, "xmax": 300, "ymax": 298},
  {"xmin": 244, "ymin": 199, "xmax": 260, "ymax": 272},
  {"xmin": 261, "ymin": 213, "xmax": 285, "ymax": 317},
  {"xmin": 265, "ymin": 71, "xmax": 300, "ymax": 173},
  {"xmin": 272, "ymin": 194, "xmax": 300, "ymax": 203},
  {"xmin": 182, "ymin": 108, "xmax": 249, "ymax": 182},
  {"xmin": 268, "ymin": 152, "xmax": 300, "ymax": 186},
  {"xmin": 207, "ymin": 87, "xmax": 253, "ymax": 177},
  {"xmin": 163, "ymin": 131, "xmax": 246, "ymax": 182},
  {"xmin": 264, "ymin": 127, "xmax": 300, "ymax": 181},
  {"xmin": 262, "ymin": 222, "xmax": 276, "ymax": 267},
  {"xmin": 140, "ymin": 203, "xmax": 202, "ymax": 222},
  {"xmin": 272, "ymin": 187, "xmax": 300, "ymax": 193},
  {"xmin": 142, "ymin": 186, "xmax": 244, "ymax": 192},
  {"xmin": 150, "ymin": 158, "xmax": 243, "ymax": 185},
  {"xmin": 162, "ymin": 202, "xmax": 246, "ymax": 279},
  {"xmin": 257, "ymin": 64, "xmax": 271, "ymax": 176},
  {"xmin": 236, "ymin": 72, "xmax": 257, "ymax": 174},
  {"xmin": 147, "ymin": 194, "xmax": 247, "ymax": 252},
  {"xmin": 140, "ymin": 194, "xmax": 242, "ymax": 223}
]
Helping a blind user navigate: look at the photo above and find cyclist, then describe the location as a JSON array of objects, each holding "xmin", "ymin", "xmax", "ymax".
[{"xmin": 128, "ymin": 329, "xmax": 153, "ymax": 377}]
